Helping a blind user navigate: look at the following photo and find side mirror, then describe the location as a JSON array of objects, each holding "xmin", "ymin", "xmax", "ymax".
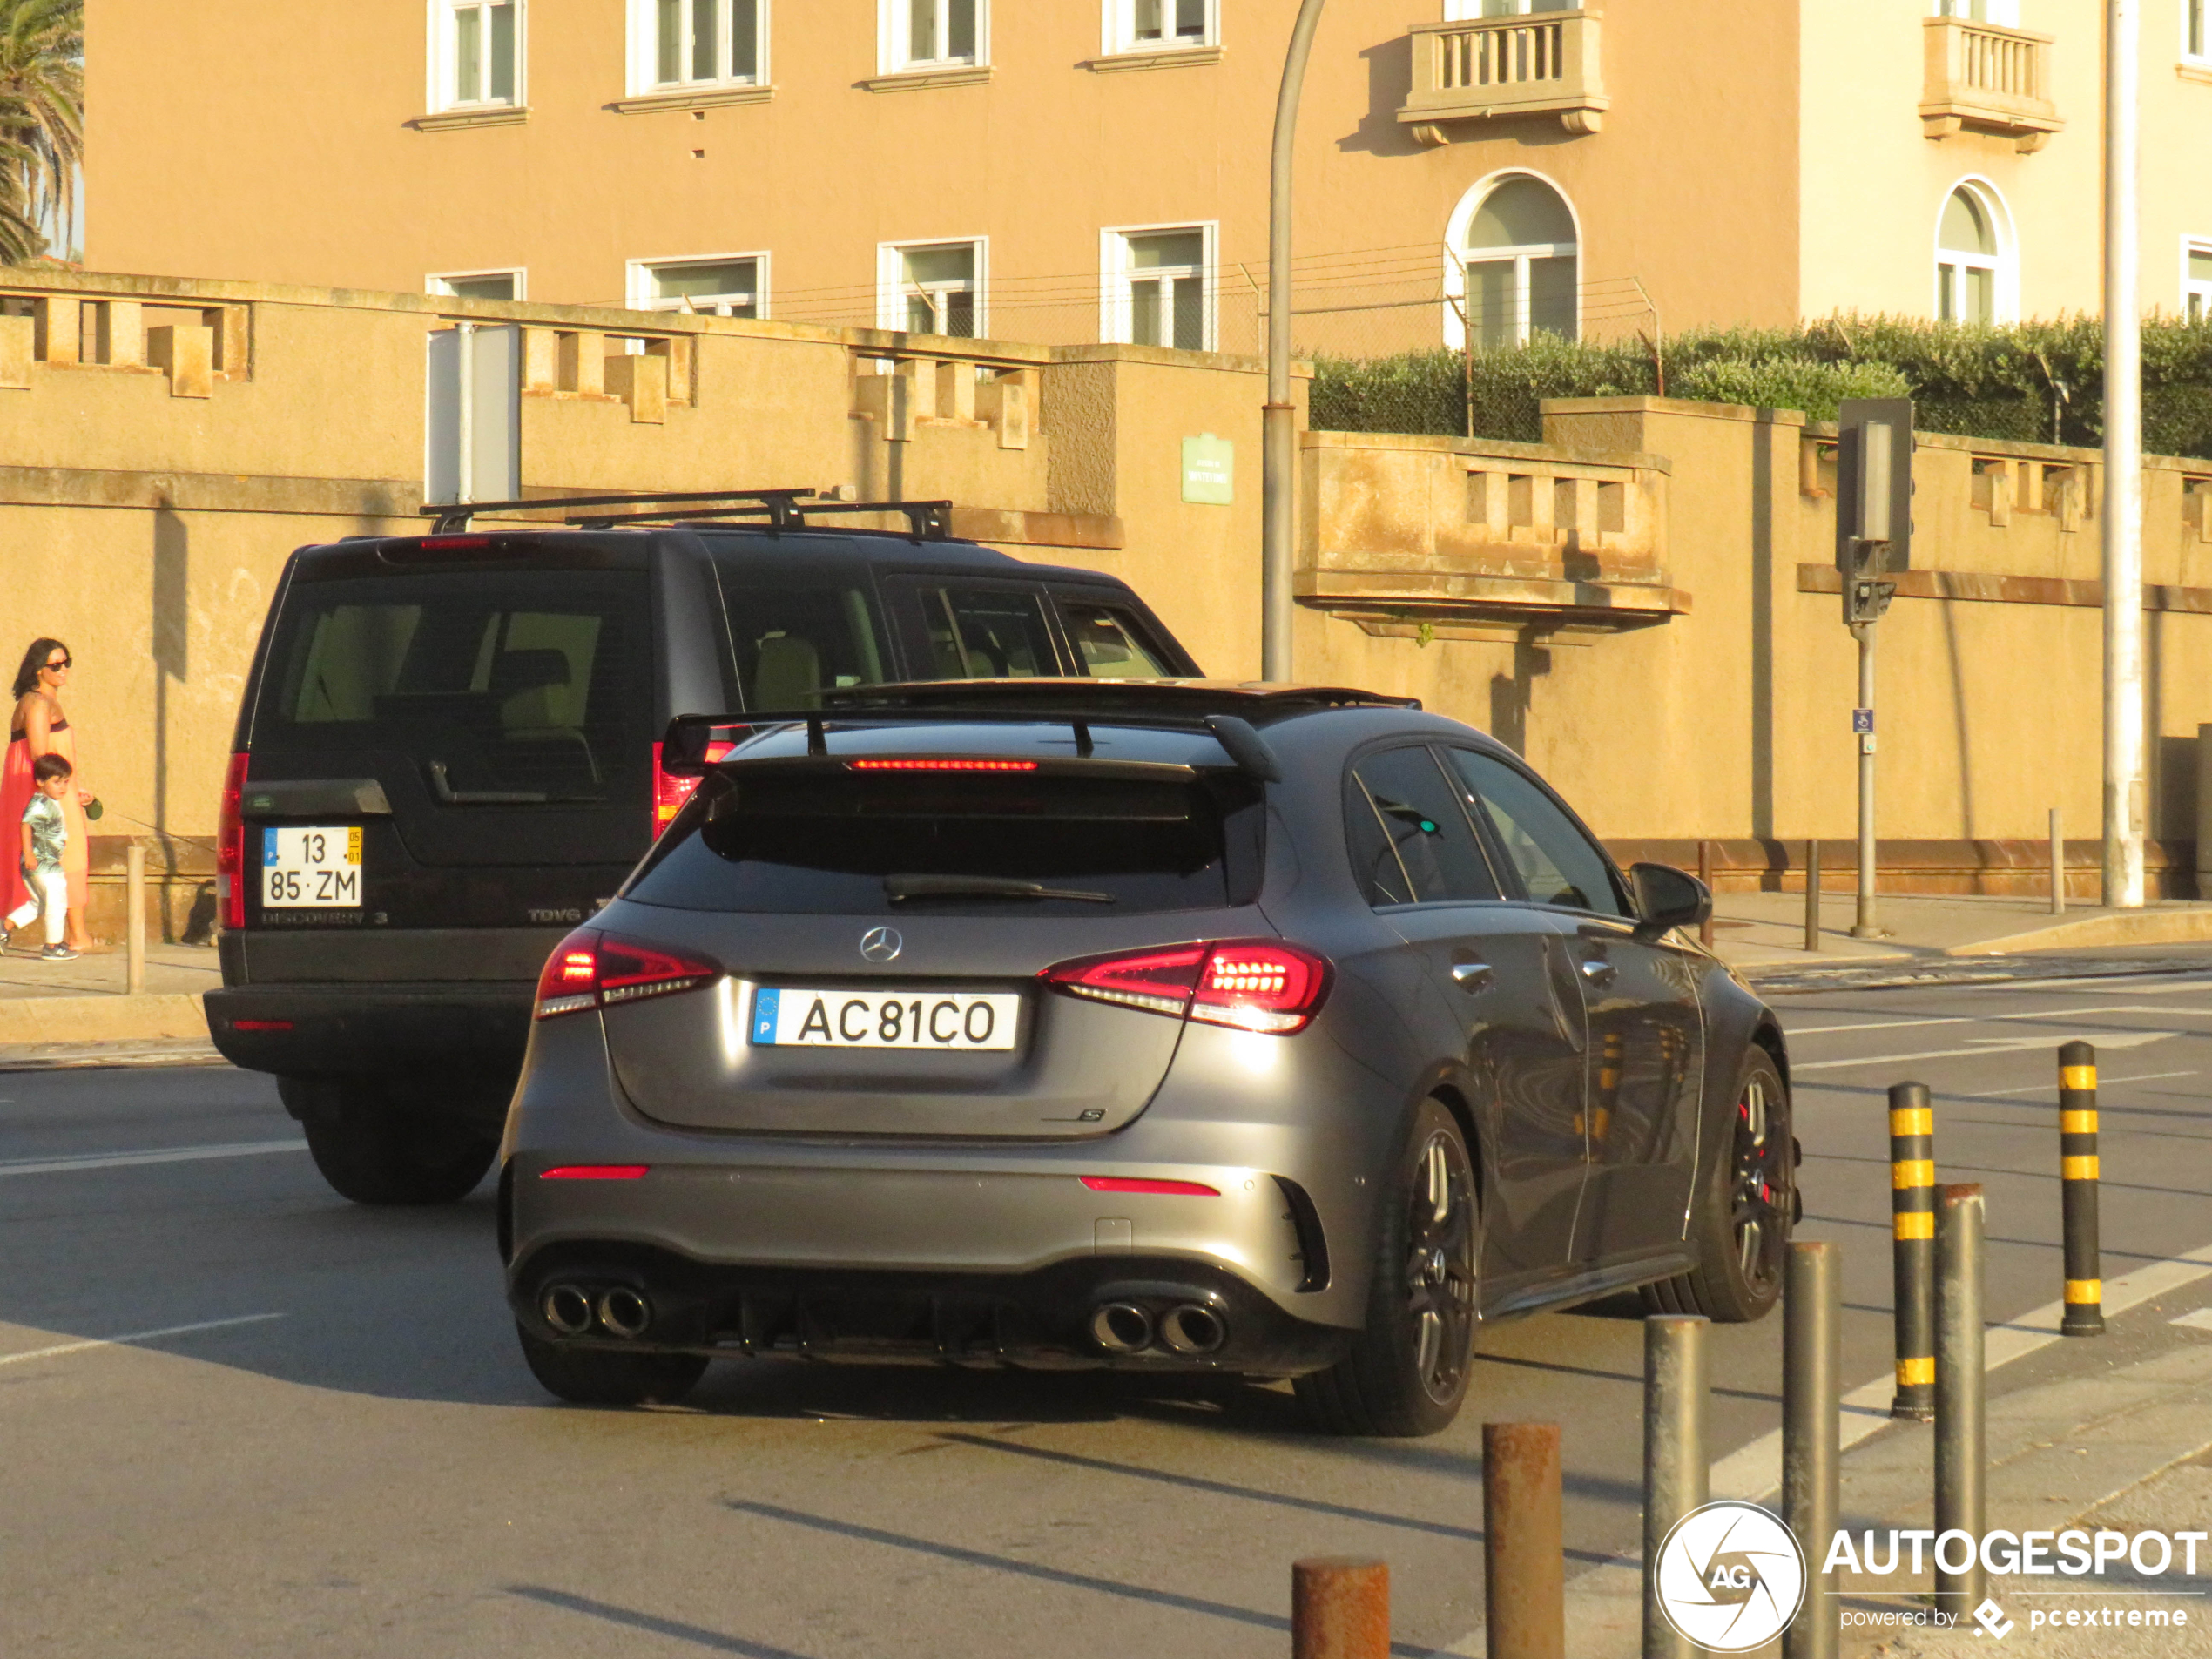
[{"xmin": 1629, "ymin": 862, "xmax": 1711, "ymax": 940}]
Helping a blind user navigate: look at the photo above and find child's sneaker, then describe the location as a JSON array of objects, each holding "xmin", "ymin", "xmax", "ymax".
[{"xmin": 39, "ymin": 944, "xmax": 79, "ymax": 961}]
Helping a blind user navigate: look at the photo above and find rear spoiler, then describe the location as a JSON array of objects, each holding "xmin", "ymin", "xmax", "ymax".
[{"xmin": 658, "ymin": 710, "xmax": 1285, "ymax": 786}]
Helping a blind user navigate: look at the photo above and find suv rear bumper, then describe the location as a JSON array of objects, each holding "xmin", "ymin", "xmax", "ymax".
[{"xmin": 206, "ymin": 984, "xmax": 533, "ymax": 1076}]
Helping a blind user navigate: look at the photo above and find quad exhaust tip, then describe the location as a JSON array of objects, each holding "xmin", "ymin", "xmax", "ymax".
[
  {"xmin": 541, "ymin": 1283, "xmax": 594, "ymax": 1337},
  {"xmin": 1159, "ymin": 1304, "xmax": 1227, "ymax": 1355},
  {"xmin": 597, "ymin": 1286, "xmax": 653, "ymax": 1339},
  {"xmin": 1090, "ymin": 1302, "xmax": 1153, "ymax": 1353}
]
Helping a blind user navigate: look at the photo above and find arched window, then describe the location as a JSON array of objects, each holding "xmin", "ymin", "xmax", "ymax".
[
  {"xmin": 1936, "ymin": 182, "xmax": 2012, "ymax": 324},
  {"xmin": 1446, "ymin": 175, "xmax": 1579, "ymax": 350}
]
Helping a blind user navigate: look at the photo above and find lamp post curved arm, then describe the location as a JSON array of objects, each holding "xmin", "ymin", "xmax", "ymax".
[{"xmin": 1262, "ymin": 0, "xmax": 1328, "ymax": 683}]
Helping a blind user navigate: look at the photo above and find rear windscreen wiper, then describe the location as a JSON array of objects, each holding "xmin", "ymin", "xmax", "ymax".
[
  {"xmin": 885, "ymin": 874, "xmax": 1116, "ymax": 905},
  {"xmin": 425, "ymin": 760, "xmax": 601, "ymax": 806}
]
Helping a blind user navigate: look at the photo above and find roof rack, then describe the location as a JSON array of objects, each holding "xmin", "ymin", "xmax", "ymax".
[
  {"xmin": 813, "ymin": 678, "xmax": 1421, "ymax": 723},
  {"xmin": 418, "ymin": 489, "xmax": 955, "ymax": 540}
]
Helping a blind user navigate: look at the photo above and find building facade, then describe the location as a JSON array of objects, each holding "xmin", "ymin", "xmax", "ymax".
[{"xmin": 83, "ymin": 1, "xmax": 2212, "ymax": 353}]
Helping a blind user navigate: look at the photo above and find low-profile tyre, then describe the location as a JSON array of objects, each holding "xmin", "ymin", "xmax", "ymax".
[
  {"xmin": 1296, "ymin": 1097, "xmax": 1479, "ymax": 1438},
  {"xmin": 1642, "ymin": 1047, "xmax": 1794, "ymax": 1323},
  {"xmin": 287, "ymin": 1077, "xmax": 498, "ymax": 1205},
  {"xmin": 516, "ymin": 1324, "xmax": 710, "ymax": 1407}
]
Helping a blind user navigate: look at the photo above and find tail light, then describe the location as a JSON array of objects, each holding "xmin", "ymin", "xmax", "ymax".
[
  {"xmin": 651, "ymin": 738, "xmax": 739, "ymax": 836},
  {"xmin": 216, "ymin": 752, "xmax": 249, "ymax": 930},
  {"xmin": 1041, "ymin": 939, "xmax": 1332, "ymax": 1035},
  {"xmin": 534, "ymin": 928, "xmax": 721, "ymax": 1021}
]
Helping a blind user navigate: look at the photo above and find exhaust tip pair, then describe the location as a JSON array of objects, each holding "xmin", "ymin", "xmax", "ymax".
[
  {"xmin": 1089, "ymin": 1299, "xmax": 1226, "ymax": 1357},
  {"xmin": 541, "ymin": 1282, "xmax": 652, "ymax": 1339}
]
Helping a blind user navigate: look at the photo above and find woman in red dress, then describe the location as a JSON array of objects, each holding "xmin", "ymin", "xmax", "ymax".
[{"xmin": 3, "ymin": 638, "xmax": 101, "ymax": 954}]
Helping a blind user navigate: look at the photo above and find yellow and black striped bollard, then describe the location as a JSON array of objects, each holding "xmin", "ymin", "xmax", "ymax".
[
  {"xmin": 1889, "ymin": 1081, "xmax": 1937, "ymax": 1420},
  {"xmin": 2059, "ymin": 1041, "xmax": 2104, "ymax": 1336}
]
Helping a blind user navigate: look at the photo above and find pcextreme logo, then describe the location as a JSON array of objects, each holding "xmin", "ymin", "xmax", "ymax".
[{"xmin": 1653, "ymin": 1501, "xmax": 1809, "ymax": 1652}]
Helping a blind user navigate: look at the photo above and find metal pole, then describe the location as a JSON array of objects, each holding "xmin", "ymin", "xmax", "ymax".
[
  {"xmin": 2103, "ymin": 0, "xmax": 2145, "ymax": 907},
  {"xmin": 1696, "ymin": 840, "xmax": 1715, "ymax": 949},
  {"xmin": 1784, "ymin": 1242, "xmax": 1841, "ymax": 1659},
  {"xmin": 2059, "ymin": 1041, "xmax": 2105, "ymax": 1335},
  {"xmin": 1262, "ymin": 0, "xmax": 1329, "ymax": 684},
  {"xmin": 2050, "ymin": 805, "xmax": 2067, "ymax": 915},
  {"xmin": 1889, "ymin": 1082, "xmax": 1937, "ymax": 1421},
  {"xmin": 1291, "ymin": 1557, "xmax": 1388, "ymax": 1659},
  {"xmin": 125, "ymin": 842, "xmax": 145, "ymax": 995},
  {"xmin": 1642, "ymin": 1315, "xmax": 1708, "ymax": 1659},
  {"xmin": 1851, "ymin": 623, "xmax": 1880, "ymax": 937},
  {"xmin": 1485, "ymin": 1422, "xmax": 1564, "ymax": 1659},
  {"xmin": 1934, "ymin": 1184, "xmax": 1988, "ymax": 1620},
  {"xmin": 1804, "ymin": 836, "xmax": 1822, "ymax": 952}
]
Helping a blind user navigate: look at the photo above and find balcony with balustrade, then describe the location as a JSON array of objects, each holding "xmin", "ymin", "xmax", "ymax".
[
  {"xmin": 1397, "ymin": 8, "xmax": 1608, "ymax": 145},
  {"xmin": 1919, "ymin": 15, "xmax": 2061, "ymax": 152}
]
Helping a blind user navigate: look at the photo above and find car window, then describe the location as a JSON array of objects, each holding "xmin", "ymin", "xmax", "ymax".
[
  {"xmin": 718, "ymin": 577, "xmax": 891, "ymax": 710},
  {"xmin": 1445, "ymin": 748, "xmax": 1626, "ymax": 917},
  {"xmin": 915, "ymin": 587, "xmax": 1058, "ymax": 678},
  {"xmin": 1059, "ymin": 600, "xmax": 1172, "ymax": 678},
  {"xmin": 1346, "ymin": 746, "xmax": 1501, "ymax": 907}
]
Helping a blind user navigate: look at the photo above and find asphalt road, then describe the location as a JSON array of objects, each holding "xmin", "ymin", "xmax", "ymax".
[{"xmin": 5, "ymin": 957, "xmax": 2212, "ymax": 1659}]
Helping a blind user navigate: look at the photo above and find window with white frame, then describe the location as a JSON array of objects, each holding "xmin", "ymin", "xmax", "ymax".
[
  {"xmin": 430, "ymin": 269, "xmax": 525, "ymax": 301},
  {"xmin": 435, "ymin": 0, "xmax": 522, "ymax": 109},
  {"xmin": 1104, "ymin": 0, "xmax": 1214, "ymax": 52},
  {"xmin": 630, "ymin": 254, "xmax": 765, "ymax": 317},
  {"xmin": 1103, "ymin": 226, "xmax": 1212, "ymax": 350},
  {"xmin": 884, "ymin": 0, "xmax": 984, "ymax": 70},
  {"xmin": 1441, "ymin": 1, "xmax": 1570, "ymax": 18},
  {"xmin": 1936, "ymin": 184, "xmax": 2009, "ymax": 324},
  {"xmin": 2188, "ymin": 0, "xmax": 2209, "ymax": 61},
  {"xmin": 1445, "ymin": 175, "xmax": 1578, "ymax": 350},
  {"xmin": 2187, "ymin": 241, "xmax": 2212, "ymax": 323},
  {"xmin": 631, "ymin": 0, "xmax": 765, "ymax": 92},
  {"xmin": 1931, "ymin": 0, "xmax": 2020, "ymax": 23},
  {"xmin": 881, "ymin": 240, "xmax": 983, "ymax": 336}
]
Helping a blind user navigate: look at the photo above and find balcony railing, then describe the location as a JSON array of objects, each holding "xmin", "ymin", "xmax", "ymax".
[
  {"xmin": 1920, "ymin": 17, "xmax": 2061, "ymax": 152},
  {"xmin": 1398, "ymin": 9, "xmax": 1608, "ymax": 145}
]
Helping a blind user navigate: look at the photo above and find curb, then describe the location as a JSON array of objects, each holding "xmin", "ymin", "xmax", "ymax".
[
  {"xmin": 1946, "ymin": 906, "xmax": 2212, "ymax": 956},
  {"xmin": 0, "ymin": 992, "xmax": 210, "ymax": 1047}
]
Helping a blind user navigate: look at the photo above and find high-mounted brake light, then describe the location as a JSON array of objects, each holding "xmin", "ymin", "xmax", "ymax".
[
  {"xmin": 1040, "ymin": 939, "xmax": 1333, "ymax": 1035},
  {"xmin": 417, "ymin": 535, "xmax": 492, "ymax": 550},
  {"xmin": 534, "ymin": 928, "xmax": 721, "ymax": 1020},
  {"xmin": 539, "ymin": 1164, "xmax": 650, "ymax": 1180},
  {"xmin": 1080, "ymin": 1176, "xmax": 1219, "ymax": 1197},
  {"xmin": 216, "ymin": 752, "xmax": 249, "ymax": 931},
  {"xmin": 848, "ymin": 759, "xmax": 1039, "ymax": 772}
]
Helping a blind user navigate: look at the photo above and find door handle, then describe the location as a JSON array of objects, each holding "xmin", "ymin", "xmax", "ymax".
[
  {"xmin": 1579, "ymin": 958, "xmax": 1617, "ymax": 986},
  {"xmin": 1450, "ymin": 960, "xmax": 1494, "ymax": 992}
]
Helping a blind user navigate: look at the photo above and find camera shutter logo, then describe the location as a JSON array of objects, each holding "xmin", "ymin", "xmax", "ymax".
[{"xmin": 1653, "ymin": 1501, "xmax": 1807, "ymax": 1652}]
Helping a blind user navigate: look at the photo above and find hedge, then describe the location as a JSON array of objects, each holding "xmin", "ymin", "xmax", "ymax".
[{"xmin": 1305, "ymin": 316, "xmax": 2212, "ymax": 460}]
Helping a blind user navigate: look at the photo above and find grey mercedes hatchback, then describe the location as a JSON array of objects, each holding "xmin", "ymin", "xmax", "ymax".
[{"xmin": 499, "ymin": 681, "xmax": 1796, "ymax": 1436}]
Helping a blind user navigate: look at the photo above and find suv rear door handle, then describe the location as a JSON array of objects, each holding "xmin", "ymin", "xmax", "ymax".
[{"xmin": 1450, "ymin": 960, "xmax": 1494, "ymax": 991}]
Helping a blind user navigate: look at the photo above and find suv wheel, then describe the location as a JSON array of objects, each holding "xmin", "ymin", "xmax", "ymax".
[
  {"xmin": 1296, "ymin": 1097, "xmax": 1479, "ymax": 1438},
  {"xmin": 1642, "ymin": 1048, "xmax": 1794, "ymax": 1323},
  {"xmin": 284, "ymin": 1076, "xmax": 498, "ymax": 1205},
  {"xmin": 516, "ymin": 1324, "xmax": 710, "ymax": 1406}
]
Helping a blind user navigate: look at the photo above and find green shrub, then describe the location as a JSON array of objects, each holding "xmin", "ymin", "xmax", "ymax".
[{"xmin": 1670, "ymin": 357, "xmax": 1911, "ymax": 421}]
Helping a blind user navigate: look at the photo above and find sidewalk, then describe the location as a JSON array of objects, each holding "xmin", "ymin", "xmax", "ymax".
[{"xmin": 0, "ymin": 936, "xmax": 219, "ymax": 1065}]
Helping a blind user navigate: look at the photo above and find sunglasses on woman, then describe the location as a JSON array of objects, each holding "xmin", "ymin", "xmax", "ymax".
[{"xmin": 44, "ymin": 658, "xmax": 70, "ymax": 671}]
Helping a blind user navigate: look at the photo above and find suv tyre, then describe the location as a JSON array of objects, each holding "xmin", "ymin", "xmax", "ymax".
[{"xmin": 283, "ymin": 1076, "xmax": 498, "ymax": 1205}]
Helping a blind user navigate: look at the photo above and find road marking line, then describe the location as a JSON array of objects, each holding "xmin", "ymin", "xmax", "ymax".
[
  {"xmin": 2169, "ymin": 1309, "xmax": 2212, "ymax": 1333},
  {"xmin": 1793, "ymin": 1030, "xmax": 2179, "ymax": 1071},
  {"xmin": 1966, "ymin": 1069, "xmax": 2197, "ymax": 1098},
  {"xmin": 1790, "ymin": 1004, "xmax": 2212, "ymax": 1036},
  {"xmin": 0, "ymin": 1139, "xmax": 305, "ymax": 1178},
  {"xmin": 0, "ymin": 1312, "xmax": 285, "ymax": 1367}
]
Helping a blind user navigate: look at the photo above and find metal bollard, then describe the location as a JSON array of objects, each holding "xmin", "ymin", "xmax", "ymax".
[
  {"xmin": 1888, "ymin": 1082, "xmax": 1937, "ymax": 1420},
  {"xmin": 1804, "ymin": 837, "xmax": 1822, "ymax": 952},
  {"xmin": 2058, "ymin": 1041, "xmax": 2104, "ymax": 1335},
  {"xmin": 1291, "ymin": 1557, "xmax": 1389, "ymax": 1659},
  {"xmin": 1784, "ymin": 1242, "xmax": 1840, "ymax": 1659},
  {"xmin": 1697, "ymin": 840, "xmax": 1716, "ymax": 949},
  {"xmin": 1643, "ymin": 1316, "xmax": 1709, "ymax": 1659},
  {"xmin": 1484, "ymin": 1422, "xmax": 1564, "ymax": 1659},
  {"xmin": 2049, "ymin": 806, "xmax": 2066, "ymax": 916},
  {"xmin": 1934, "ymin": 1184, "xmax": 1987, "ymax": 1618},
  {"xmin": 125, "ymin": 843, "xmax": 146, "ymax": 995}
]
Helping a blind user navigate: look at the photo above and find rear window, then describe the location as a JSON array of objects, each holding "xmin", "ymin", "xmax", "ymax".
[
  {"xmin": 253, "ymin": 570, "xmax": 651, "ymax": 803},
  {"xmin": 625, "ymin": 766, "xmax": 1260, "ymax": 915}
]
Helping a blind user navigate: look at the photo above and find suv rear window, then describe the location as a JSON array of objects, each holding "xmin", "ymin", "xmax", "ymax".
[
  {"xmin": 625, "ymin": 766, "xmax": 1259, "ymax": 915},
  {"xmin": 253, "ymin": 570, "xmax": 651, "ymax": 803}
]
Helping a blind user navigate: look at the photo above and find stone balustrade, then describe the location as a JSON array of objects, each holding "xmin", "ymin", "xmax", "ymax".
[
  {"xmin": 1399, "ymin": 7, "xmax": 1608, "ymax": 144},
  {"xmin": 1920, "ymin": 16, "xmax": 2061, "ymax": 152}
]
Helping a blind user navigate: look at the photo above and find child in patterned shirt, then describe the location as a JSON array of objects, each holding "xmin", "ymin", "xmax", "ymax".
[{"xmin": 8, "ymin": 752, "xmax": 78, "ymax": 961}]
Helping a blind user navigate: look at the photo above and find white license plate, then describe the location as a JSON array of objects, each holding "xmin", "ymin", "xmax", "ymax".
[
  {"xmin": 750, "ymin": 988, "xmax": 1020, "ymax": 1051},
  {"xmin": 261, "ymin": 825, "xmax": 362, "ymax": 909}
]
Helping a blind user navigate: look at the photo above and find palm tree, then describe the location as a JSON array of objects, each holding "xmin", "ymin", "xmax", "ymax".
[{"xmin": 0, "ymin": 0, "xmax": 82, "ymax": 265}]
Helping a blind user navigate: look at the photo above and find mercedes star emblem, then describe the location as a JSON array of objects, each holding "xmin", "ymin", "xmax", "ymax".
[{"xmin": 860, "ymin": 927, "xmax": 904, "ymax": 963}]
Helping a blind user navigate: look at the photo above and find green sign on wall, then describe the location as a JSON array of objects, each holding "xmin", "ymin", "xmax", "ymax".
[{"xmin": 1181, "ymin": 434, "xmax": 1234, "ymax": 505}]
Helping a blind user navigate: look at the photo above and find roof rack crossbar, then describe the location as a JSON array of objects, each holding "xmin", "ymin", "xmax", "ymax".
[
  {"xmin": 789, "ymin": 499, "xmax": 953, "ymax": 540},
  {"xmin": 421, "ymin": 486, "xmax": 819, "ymax": 535}
]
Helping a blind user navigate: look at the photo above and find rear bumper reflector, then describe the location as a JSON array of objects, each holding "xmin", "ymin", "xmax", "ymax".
[
  {"xmin": 540, "ymin": 1165, "xmax": 651, "ymax": 1180},
  {"xmin": 1079, "ymin": 1176, "xmax": 1219, "ymax": 1197}
]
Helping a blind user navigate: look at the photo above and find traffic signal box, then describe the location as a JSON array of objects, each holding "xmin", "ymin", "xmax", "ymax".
[{"xmin": 1835, "ymin": 398, "xmax": 1915, "ymax": 626}]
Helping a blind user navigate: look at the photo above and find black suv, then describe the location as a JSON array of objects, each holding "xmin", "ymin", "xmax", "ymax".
[{"xmin": 207, "ymin": 491, "xmax": 1199, "ymax": 1204}]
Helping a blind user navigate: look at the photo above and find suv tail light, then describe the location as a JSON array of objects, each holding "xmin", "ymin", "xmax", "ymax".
[
  {"xmin": 534, "ymin": 928, "xmax": 721, "ymax": 1021},
  {"xmin": 651, "ymin": 739, "xmax": 738, "ymax": 836},
  {"xmin": 216, "ymin": 752, "xmax": 249, "ymax": 930},
  {"xmin": 1041, "ymin": 939, "xmax": 1332, "ymax": 1035}
]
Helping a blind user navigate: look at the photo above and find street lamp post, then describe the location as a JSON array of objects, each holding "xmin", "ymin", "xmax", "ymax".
[
  {"xmin": 2103, "ymin": 0, "xmax": 2146, "ymax": 907},
  {"xmin": 1261, "ymin": 0, "xmax": 1329, "ymax": 683}
]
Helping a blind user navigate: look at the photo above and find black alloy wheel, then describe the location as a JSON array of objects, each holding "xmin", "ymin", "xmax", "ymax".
[
  {"xmin": 1643, "ymin": 1049, "xmax": 1794, "ymax": 1323},
  {"xmin": 1298, "ymin": 1097, "xmax": 1480, "ymax": 1437}
]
